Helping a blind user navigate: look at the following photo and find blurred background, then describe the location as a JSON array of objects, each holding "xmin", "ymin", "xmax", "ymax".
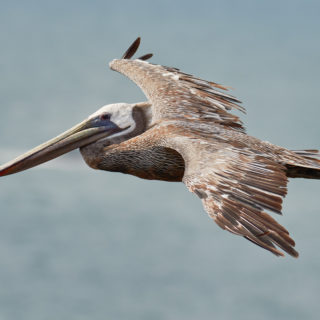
[{"xmin": 0, "ymin": 1, "xmax": 319, "ymax": 319}]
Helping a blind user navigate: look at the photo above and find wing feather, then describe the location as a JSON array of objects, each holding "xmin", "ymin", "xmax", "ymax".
[
  {"xmin": 183, "ymin": 149, "xmax": 298, "ymax": 257},
  {"xmin": 110, "ymin": 58, "xmax": 245, "ymax": 131},
  {"xmin": 121, "ymin": 37, "xmax": 141, "ymax": 59},
  {"xmin": 156, "ymin": 123, "xmax": 299, "ymax": 257}
]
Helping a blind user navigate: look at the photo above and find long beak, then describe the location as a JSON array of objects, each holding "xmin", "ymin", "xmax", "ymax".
[{"xmin": 0, "ymin": 118, "xmax": 120, "ymax": 177}]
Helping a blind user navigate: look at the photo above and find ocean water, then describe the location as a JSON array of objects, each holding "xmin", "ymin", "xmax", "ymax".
[{"xmin": 0, "ymin": 1, "xmax": 320, "ymax": 319}]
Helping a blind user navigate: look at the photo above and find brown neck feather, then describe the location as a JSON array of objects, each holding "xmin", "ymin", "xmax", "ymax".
[{"xmin": 80, "ymin": 103, "xmax": 185, "ymax": 181}]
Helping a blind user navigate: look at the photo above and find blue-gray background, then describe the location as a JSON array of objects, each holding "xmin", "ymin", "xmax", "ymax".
[{"xmin": 0, "ymin": 1, "xmax": 319, "ymax": 319}]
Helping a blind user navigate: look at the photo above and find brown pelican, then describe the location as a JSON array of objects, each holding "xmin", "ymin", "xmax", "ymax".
[{"xmin": 1, "ymin": 38, "xmax": 319, "ymax": 257}]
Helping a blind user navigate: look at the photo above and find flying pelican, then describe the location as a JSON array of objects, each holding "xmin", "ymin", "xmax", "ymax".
[{"xmin": 1, "ymin": 38, "xmax": 319, "ymax": 257}]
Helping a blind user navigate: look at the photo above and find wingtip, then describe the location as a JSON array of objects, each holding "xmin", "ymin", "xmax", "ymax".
[
  {"xmin": 272, "ymin": 247, "xmax": 299, "ymax": 258},
  {"xmin": 137, "ymin": 53, "xmax": 153, "ymax": 61},
  {"xmin": 121, "ymin": 37, "xmax": 141, "ymax": 59}
]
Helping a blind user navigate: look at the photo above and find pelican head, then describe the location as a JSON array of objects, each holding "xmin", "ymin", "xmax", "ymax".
[{"xmin": 0, "ymin": 102, "xmax": 151, "ymax": 177}]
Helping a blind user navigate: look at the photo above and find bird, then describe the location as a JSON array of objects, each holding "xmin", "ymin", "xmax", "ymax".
[{"xmin": 0, "ymin": 37, "xmax": 319, "ymax": 257}]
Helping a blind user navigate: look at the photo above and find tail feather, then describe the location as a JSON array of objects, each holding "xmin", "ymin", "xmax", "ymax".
[{"xmin": 286, "ymin": 149, "xmax": 320, "ymax": 179}]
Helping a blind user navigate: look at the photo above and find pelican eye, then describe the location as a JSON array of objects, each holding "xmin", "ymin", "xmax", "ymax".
[{"xmin": 100, "ymin": 113, "xmax": 111, "ymax": 121}]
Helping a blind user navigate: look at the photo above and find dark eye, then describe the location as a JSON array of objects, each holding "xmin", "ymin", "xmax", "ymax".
[{"xmin": 100, "ymin": 113, "xmax": 111, "ymax": 121}]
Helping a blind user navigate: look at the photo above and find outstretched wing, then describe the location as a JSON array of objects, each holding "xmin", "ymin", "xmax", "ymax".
[
  {"xmin": 185, "ymin": 154, "xmax": 298, "ymax": 257},
  {"xmin": 157, "ymin": 122, "xmax": 298, "ymax": 257},
  {"xmin": 109, "ymin": 38, "xmax": 245, "ymax": 131}
]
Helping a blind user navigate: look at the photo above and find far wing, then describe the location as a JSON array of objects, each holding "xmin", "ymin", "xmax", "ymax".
[{"xmin": 109, "ymin": 38, "xmax": 245, "ymax": 131}]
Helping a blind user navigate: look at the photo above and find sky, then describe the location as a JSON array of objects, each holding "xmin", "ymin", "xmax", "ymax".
[
  {"xmin": 0, "ymin": 1, "xmax": 319, "ymax": 319},
  {"xmin": 1, "ymin": 0, "xmax": 319, "ymax": 148}
]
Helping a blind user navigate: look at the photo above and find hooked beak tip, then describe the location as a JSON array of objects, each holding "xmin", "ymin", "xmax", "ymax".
[{"xmin": 0, "ymin": 166, "xmax": 13, "ymax": 177}]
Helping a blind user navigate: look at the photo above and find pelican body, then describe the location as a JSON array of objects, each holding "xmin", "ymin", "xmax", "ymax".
[{"xmin": 1, "ymin": 38, "xmax": 319, "ymax": 257}]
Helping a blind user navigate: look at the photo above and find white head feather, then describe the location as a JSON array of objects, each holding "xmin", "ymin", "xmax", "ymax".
[{"xmin": 89, "ymin": 103, "xmax": 136, "ymax": 138}]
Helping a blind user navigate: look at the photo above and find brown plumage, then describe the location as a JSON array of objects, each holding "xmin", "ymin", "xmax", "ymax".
[
  {"xmin": 121, "ymin": 37, "xmax": 141, "ymax": 59},
  {"xmin": 108, "ymin": 38, "xmax": 320, "ymax": 257},
  {"xmin": 1, "ymin": 37, "xmax": 319, "ymax": 257}
]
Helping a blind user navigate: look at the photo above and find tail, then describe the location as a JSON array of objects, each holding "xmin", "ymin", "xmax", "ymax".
[{"xmin": 286, "ymin": 149, "xmax": 320, "ymax": 179}]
